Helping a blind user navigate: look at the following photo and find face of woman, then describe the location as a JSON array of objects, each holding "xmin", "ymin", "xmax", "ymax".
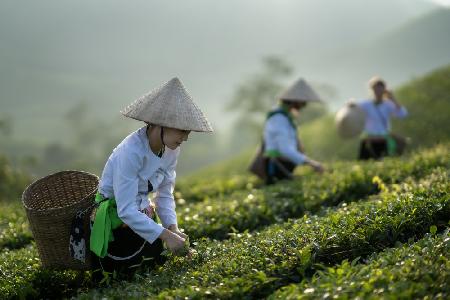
[
  {"xmin": 372, "ymin": 82, "xmax": 386, "ymax": 99},
  {"xmin": 287, "ymin": 101, "xmax": 306, "ymax": 116},
  {"xmin": 163, "ymin": 128, "xmax": 191, "ymax": 150}
]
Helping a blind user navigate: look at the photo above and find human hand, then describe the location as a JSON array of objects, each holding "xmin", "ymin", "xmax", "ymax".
[
  {"xmin": 307, "ymin": 159, "xmax": 325, "ymax": 173},
  {"xmin": 159, "ymin": 229, "xmax": 185, "ymax": 253},
  {"xmin": 346, "ymin": 99, "xmax": 357, "ymax": 108},
  {"xmin": 384, "ymin": 89, "xmax": 402, "ymax": 108},
  {"xmin": 168, "ymin": 224, "xmax": 188, "ymax": 239},
  {"xmin": 383, "ymin": 89, "xmax": 392, "ymax": 98},
  {"xmin": 142, "ymin": 205, "xmax": 155, "ymax": 218}
]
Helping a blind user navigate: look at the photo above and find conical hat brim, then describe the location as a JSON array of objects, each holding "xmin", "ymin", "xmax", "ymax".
[
  {"xmin": 279, "ymin": 78, "xmax": 322, "ymax": 103},
  {"xmin": 121, "ymin": 77, "xmax": 213, "ymax": 133},
  {"xmin": 335, "ymin": 105, "xmax": 366, "ymax": 138}
]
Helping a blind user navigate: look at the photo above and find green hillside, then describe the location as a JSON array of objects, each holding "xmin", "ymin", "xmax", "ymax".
[{"xmin": 320, "ymin": 9, "xmax": 450, "ymax": 97}]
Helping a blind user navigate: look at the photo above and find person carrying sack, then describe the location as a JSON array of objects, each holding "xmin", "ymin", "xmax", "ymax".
[
  {"xmin": 257, "ymin": 78, "xmax": 324, "ymax": 185},
  {"xmin": 350, "ymin": 76, "xmax": 408, "ymax": 160},
  {"xmin": 89, "ymin": 77, "xmax": 213, "ymax": 279}
]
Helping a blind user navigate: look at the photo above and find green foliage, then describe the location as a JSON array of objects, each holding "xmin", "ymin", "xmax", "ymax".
[
  {"xmin": 393, "ymin": 64, "xmax": 450, "ymax": 149},
  {"xmin": 0, "ymin": 144, "xmax": 448, "ymax": 299},
  {"xmin": 177, "ymin": 144, "xmax": 448, "ymax": 240},
  {"xmin": 0, "ymin": 245, "xmax": 90, "ymax": 299},
  {"xmin": 76, "ymin": 168, "xmax": 449, "ymax": 299},
  {"xmin": 270, "ymin": 230, "xmax": 450, "ymax": 299},
  {"xmin": 0, "ymin": 201, "xmax": 32, "ymax": 250}
]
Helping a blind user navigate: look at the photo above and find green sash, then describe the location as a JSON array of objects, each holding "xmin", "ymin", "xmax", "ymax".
[
  {"xmin": 363, "ymin": 133, "xmax": 397, "ymax": 156},
  {"xmin": 89, "ymin": 192, "xmax": 123, "ymax": 258}
]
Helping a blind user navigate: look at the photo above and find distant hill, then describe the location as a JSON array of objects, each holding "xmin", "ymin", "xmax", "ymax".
[{"xmin": 312, "ymin": 9, "xmax": 450, "ymax": 104}]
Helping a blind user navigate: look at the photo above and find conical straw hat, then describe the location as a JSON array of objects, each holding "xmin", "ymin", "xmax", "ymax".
[
  {"xmin": 121, "ymin": 77, "xmax": 213, "ymax": 132},
  {"xmin": 279, "ymin": 78, "xmax": 322, "ymax": 103},
  {"xmin": 335, "ymin": 104, "xmax": 366, "ymax": 139}
]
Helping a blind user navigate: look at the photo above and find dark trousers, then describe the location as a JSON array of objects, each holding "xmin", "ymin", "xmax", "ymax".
[
  {"xmin": 91, "ymin": 226, "xmax": 165, "ymax": 280},
  {"xmin": 359, "ymin": 138, "xmax": 388, "ymax": 160},
  {"xmin": 265, "ymin": 158, "xmax": 296, "ymax": 185}
]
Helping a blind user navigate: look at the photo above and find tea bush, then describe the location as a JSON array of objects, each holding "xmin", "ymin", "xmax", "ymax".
[
  {"xmin": 177, "ymin": 144, "xmax": 449, "ymax": 240},
  {"xmin": 76, "ymin": 169, "xmax": 449, "ymax": 299},
  {"xmin": 0, "ymin": 201, "xmax": 32, "ymax": 250},
  {"xmin": 0, "ymin": 244, "xmax": 91, "ymax": 299},
  {"xmin": 270, "ymin": 229, "xmax": 450, "ymax": 299},
  {"xmin": 0, "ymin": 144, "xmax": 448, "ymax": 299}
]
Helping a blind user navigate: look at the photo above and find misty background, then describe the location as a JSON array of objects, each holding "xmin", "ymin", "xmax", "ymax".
[{"xmin": 1, "ymin": 0, "xmax": 449, "ymax": 177}]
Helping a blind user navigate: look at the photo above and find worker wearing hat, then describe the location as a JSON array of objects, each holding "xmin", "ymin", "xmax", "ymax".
[
  {"xmin": 354, "ymin": 76, "xmax": 408, "ymax": 160},
  {"xmin": 263, "ymin": 78, "xmax": 324, "ymax": 185},
  {"xmin": 89, "ymin": 77, "xmax": 213, "ymax": 277}
]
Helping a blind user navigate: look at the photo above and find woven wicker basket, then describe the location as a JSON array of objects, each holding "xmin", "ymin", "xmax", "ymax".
[{"xmin": 22, "ymin": 170, "xmax": 99, "ymax": 270}]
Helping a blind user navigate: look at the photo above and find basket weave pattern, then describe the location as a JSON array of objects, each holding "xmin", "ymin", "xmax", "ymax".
[{"xmin": 22, "ymin": 171, "xmax": 98, "ymax": 270}]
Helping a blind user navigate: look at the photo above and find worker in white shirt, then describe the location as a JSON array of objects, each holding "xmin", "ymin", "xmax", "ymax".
[
  {"xmin": 353, "ymin": 76, "xmax": 408, "ymax": 160},
  {"xmin": 89, "ymin": 77, "xmax": 213, "ymax": 277},
  {"xmin": 263, "ymin": 78, "xmax": 324, "ymax": 185}
]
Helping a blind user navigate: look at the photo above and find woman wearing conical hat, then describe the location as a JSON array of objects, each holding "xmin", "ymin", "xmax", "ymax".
[
  {"xmin": 263, "ymin": 78, "xmax": 324, "ymax": 185},
  {"xmin": 89, "ymin": 77, "xmax": 213, "ymax": 277}
]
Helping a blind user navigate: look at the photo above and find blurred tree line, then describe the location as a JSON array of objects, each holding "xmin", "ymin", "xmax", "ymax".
[{"xmin": 0, "ymin": 102, "xmax": 228, "ymax": 179}]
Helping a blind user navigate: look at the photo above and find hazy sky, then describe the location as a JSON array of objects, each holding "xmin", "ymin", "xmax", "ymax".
[
  {"xmin": 428, "ymin": 0, "xmax": 450, "ymax": 6},
  {"xmin": 0, "ymin": 0, "xmax": 448, "ymax": 141}
]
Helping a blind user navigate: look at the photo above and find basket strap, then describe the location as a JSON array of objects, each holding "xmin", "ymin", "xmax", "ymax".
[{"xmin": 76, "ymin": 196, "xmax": 109, "ymax": 218}]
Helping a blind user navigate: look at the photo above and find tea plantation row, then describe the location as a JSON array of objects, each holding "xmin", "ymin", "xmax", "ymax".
[
  {"xmin": 270, "ymin": 229, "xmax": 450, "ymax": 299},
  {"xmin": 75, "ymin": 168, "xmax": 449, "ymax": 299},
  {"xmin": 0, "ymin": 145, "xmax": 448, "ymax": 299},
  {"xmin": 1, "ymin": 145, "xmax": 447, "ymax": 252},
  {"xmin": 177, "ymin": 145, "xmax": 448, "ymax": 240}
]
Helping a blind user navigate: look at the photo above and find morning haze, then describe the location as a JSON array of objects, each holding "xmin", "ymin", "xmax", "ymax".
[{"xmin": 1, "ymin": 0, "xmax": 449, "ymax": 176}]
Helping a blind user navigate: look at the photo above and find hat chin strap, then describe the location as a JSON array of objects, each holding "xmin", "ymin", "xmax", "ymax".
[{"xmin": 160, "ymin": 127, "xmax": 166, "ymax": 153}]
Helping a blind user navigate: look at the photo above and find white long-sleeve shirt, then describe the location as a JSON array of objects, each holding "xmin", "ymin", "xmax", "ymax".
[
  {"xmin": 263, "ymin": 113, "xmax": 308, "ymax": 165},
  {"xmin": 358, "ymin": 99, "xmax": 408, "ymax": 135},
  {"xmin": 98, "ymin": 126, "xmax": 179, "ymax": 244}
]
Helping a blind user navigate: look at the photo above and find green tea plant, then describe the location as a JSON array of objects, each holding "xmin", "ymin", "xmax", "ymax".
[
  {"xmin": 1, "ymin": 145, "xmax": 448, "ymax": 299},
  {"xmin": 177, "ymin": 144, "xmax": 449, "ymax": 240},
  {"xmin": 175, "ymin": 173, "xmax": 260, "ymax": 204},
  {"xmin": 76, "ymin": 169, "xmax": 449, "ymax": 299},
  {"xmin": 270, "ymin": 229, "xmax": 450, "ymax": 299},
  {"xmin": 0, "ymin": 201, "xmax": 32, "ymax": 250},
  {"xmin": 0, "ymin": 245, "xmax": 90, "ymax": 299}
]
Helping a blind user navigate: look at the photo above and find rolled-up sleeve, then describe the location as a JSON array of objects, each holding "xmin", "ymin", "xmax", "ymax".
[
  {"xmin": 113, "ymin": 148, "xmax": 164, "ymax": 243},
  {"xmin": 266, "ymin": 115, "xmax": 309, "ymax": 165},
  {"xmin": 154, "ymin": 152, "xmax": 178, "ymax": 228},
  {"xmin": 387, "ymin": 100, "xmax": 408, "ymax": 118}
]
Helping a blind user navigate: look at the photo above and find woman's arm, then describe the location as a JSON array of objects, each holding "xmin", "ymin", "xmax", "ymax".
[
  {"xmin": 113, "ymin": 148, "xmax": 165, "ymax": 243},
  {"xmin": 385, "ymin": 90, "xmax": 408, "ymax": 118},
  {"xmin": 154, "ymin": 152, "xmax": 178, "ymax": 229}
]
